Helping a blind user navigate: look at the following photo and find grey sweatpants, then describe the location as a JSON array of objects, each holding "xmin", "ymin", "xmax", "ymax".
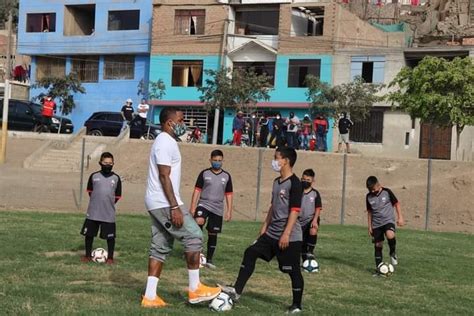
[{"xmin": 148, "ymin": 207, "xmax": 203, "ymax": 262}]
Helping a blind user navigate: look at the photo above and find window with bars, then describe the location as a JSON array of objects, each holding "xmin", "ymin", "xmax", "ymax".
[
  {"xmin": 103, "ymin": 55, "xmax": 135, "ymax": 80},
  {"xmin": 174, "ymin": 10, "xmax": 205, "ymax": 35},
  {"xmin": 349, "ymin": 110, "xmax": 384, "ymax": 143},
  {"xmin": 233, "ymin": 62, "xmax": 275, "ymax": 86},
  {"xmin": 71, "ymin": 56, "xmax": 99, "ymax": 82},
  {"xmin": 172, "ymin": 60, "xmax": 203, "ymax": 87},
  {"xmin": 35, "ymin": 56, "xmax": 66, "ymax": 80}
]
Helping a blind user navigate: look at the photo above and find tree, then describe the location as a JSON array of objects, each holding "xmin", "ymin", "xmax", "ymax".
[
  {"xmin": 387, "ymin": 56, "xmax": 474, "ymax": 148},
  {"xmin": 0, "ymin": 0, "xmax": 19, "ymax": 28},
  {"xmin": 305, "ymin": 75, "xmax": 382, "ymax": 122},
  {"xmin": 33, "ymin": 74, "xmax": 86, "ymax": 132},
  {"xmin": 137, "ymin": 78, "xmax": 166, "ymax": 101},
  {"xmin": 199, "ymin": 67, "xmax": 273, "ymax": 112}
]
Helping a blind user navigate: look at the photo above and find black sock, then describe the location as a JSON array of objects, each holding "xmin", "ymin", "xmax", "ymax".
[
  {"xmin": 85, "ymin": 236, "xmax": 93, "ymax": 257},
  {"xmin": 307, "ymin": 234, "xmax": 317, "ymax": 257},
  {"xmin": 234, "ymin": 246, "xmax": 259, "ymax": 295},
  {"xmin": 107, "ymin": 238, "xmax": 115, "ymax": 260},
  {"xmin": 375, "ymin": 245, "xmax": 383, "ymax": 267},
  {"xmin": 388, "ymin": 238, "xmax": 396, "ymax": 257},
  {"xmin": 289, "ymin": 270, "xmax": 304, "ymax": 308},
  {"xmin": 207, "ymin": 234, "xmax": 217, "ymax": 262}
]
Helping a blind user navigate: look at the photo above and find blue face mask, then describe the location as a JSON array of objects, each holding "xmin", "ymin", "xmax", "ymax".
[
  {"xmin": 211, "ymin": 161, "xmax": 222, "ymax": 170},
  {"xmin": 172, "ymin": 121, "xmax": 187, "ymax": 137}
]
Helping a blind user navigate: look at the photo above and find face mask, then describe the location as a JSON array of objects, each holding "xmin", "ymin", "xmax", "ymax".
[
  {"xmin": 252, "ymin": 115, "xmax": 256, "ymax": 119},
  {"xmin": 271, "ymin": 159, "xmax": 281, "ymax": 172},
  {"xmin": 172, "ymin": 121, "xmax": 187, "ymax": 137},
  {"xmin": 100, "ymin": 163, "xmax": 113, "ymax": 174},
  {"xmin": 276, "ymin": 116, "xmax": 280, "ymax": 119},
  {"xmin": 211, "ymin": 161, "xmax": 222, "ymax": 170},
  {"xmin": 302, "ymin": 181, "xmax": 312, "ymax": 190}
]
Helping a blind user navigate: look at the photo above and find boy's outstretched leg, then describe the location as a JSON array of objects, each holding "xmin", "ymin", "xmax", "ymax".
[
  {"xmin": 206, "ymin": 233, "xmax": 218, "ymax": 269},
  {"xmin": 374, "ymin": 242, "xmax": 383, "ymax": 268},
  {"xmin": 81, "ymin": 236, "xmax": 94, "ymax": 262},
  {"xmin": 106, "ymin": 238, "xmax": 115, "ymax": 264},
  {"xmin": 287, "ymin": 270, "xmax": 304, "ymax": 313},
  {"xmin": 386, "ymin": 228, "xmax": 397, "ymax": 265}
]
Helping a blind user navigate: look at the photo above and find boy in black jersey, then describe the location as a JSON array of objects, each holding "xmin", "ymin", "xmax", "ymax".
[
  {"xmin": 220, "ymin": 147, "xmax": 304, "ymax": 314},
  {"xmin": 190, "ymin": 149, "xmax": 233, "ymax": 268},
  {"xmin": 300, "ymin": 169, "xmax": 322, "ymax": 266}
]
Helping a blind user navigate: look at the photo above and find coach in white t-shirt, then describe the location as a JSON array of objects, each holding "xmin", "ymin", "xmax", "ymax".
[{"xmin": 142, "ymin": 108, "xmax": 221, "ymax": 308}]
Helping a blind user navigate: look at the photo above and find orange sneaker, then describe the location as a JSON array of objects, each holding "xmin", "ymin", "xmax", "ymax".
[
  {"xmin": 188, "ymin": 283, "xmax": 221, "ymax": 304},
  {"xmin": 141, "ymin": 295, "xmax": 167, "ymax": 308}
]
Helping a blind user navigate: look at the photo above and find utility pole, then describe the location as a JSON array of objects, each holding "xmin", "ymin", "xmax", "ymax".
[
  {"xmin": 1, "ymin": 12, "xmax": 13, "ymax": 164},
  {"xmin": 6, "ymin": 12, "xmax": 13, "ymax": 80},
  {"xmin": 211, "ymin": 18, "xmax": 229, "ymax": 145}
]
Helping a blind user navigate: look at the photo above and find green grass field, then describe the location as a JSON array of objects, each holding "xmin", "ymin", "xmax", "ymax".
[{"xmin": 1, "ymin": 211, "xmax": 473, "ymax": 315}]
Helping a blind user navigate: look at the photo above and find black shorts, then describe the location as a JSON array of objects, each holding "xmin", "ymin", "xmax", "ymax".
[
  {"xmin": 80, "ymin": 219, "xmax": 116, "ymax": 239},
  {"xmin": 194, "ymin": 206, "xmax": 223, "ymax": 234},
  {"xmin": 372, "ymin": 223, "xmax": 396, "ymax": 243},
  {"xmin": 302, "ymin": 216, "xmax": 320, "ymax": 239},
  {"xmin": 249, "ymin": 234, "xmax": 302, "ymax": 273}
]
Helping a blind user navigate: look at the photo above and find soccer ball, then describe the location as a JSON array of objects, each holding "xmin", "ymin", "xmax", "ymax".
[
  {"xmin": 209, "ymin": 292, "xmax": 233, "ymax": 312},
  {"xmin": 91, "ymin": 248, "xmax": 108, "ymax": 263},
  {"xmin": 200, "ymin": 253, "xmax": 207, "ymax": 268},
  {"xmin": 377, "ymin": 262, "xmax": 393, "ymax": 276},
  {"xmin": 302, "ymin": 259, "xmax": 319, "ymax": 273}
]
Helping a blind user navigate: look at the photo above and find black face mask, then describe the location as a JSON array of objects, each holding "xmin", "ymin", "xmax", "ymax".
[
  {"xmin": 100, "ymin": 164, "xmax": 113, "ymax": 174},
  {"xmin": 302, "ymin": 181, "xmax": 312, "ymax": 190}
]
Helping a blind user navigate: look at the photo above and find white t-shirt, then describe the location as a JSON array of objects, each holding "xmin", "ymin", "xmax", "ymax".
[
  {"xmin": 145, "ymin": 132, "xmax": 183, "ymax": 210},
  {"xmin": 138, "ymin": 103, "xmax": 149, "ymax": 119}
]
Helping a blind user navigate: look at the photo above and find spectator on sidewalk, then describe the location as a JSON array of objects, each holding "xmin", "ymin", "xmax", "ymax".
[
  {"xmin": 247, "ymin": 112, "xmax": 259, "ymax": 147},
  {"xmin": 136, "ymin": 98, "xmax": 150, "ymax": 137},
  {"xmin": 232, "ymin": 111, "xmax": 245, "ymax": 146},
  {"xmin": 121, "ymin": 99, "xmax": 134, "ymax": 132},
  {"xmin": 313, "ymin": 114, "xmax": 329, "ymax": 152},
  {"xmin": 285, "ymin": 112, "xmax": 300, "ymax": 149},
  {"xmin": 299, "ymin": 114, "xmax": 313, "ymax": 150},
  {"xmin": 268, "ymin": 113, "xmax": 284, "ymax": 148},
  {"xmin": 40, "ymin": 96, "xmax": 56, "ymax": 132},
  {"xmin": 337, "ymin": 112, "xmax": 353, "ymax": 153},
  {"xmin": 259, "ymin": 115, "xmax": 269, "ymax": 148}
]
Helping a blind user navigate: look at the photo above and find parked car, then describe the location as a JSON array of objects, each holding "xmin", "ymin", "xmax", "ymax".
[
  {"xmin": 84, "ymin": 111, "xmax": 161, "ymax": 139},
  {"xmin": 0, "ymin": 98, "xmax": 74, "ymax": 134}
]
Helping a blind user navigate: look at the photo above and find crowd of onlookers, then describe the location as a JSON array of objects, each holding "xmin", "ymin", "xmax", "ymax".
[{"xmin": 232, "ymin": 111, "xmax": 354, "ymax": 153}]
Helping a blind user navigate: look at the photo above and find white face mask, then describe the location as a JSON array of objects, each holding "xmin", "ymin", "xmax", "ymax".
[{"xmin": 271, "ymin": 159, "xmax": 281, "ymax": 172}]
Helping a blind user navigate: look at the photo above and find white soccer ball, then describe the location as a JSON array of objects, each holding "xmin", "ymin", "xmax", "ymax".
[
  {"xmin": 377, "ymin": 262, "xmax": 393, "ymax": 276},
  {"xmin": 388, "ymin": 263, "xmax": 395, "ymax": 274},
  {"xmin": 200, "ymin": 253, "xmax": 207, "ymax": 268},
  {"xmin": 209, "ymin": 292, "xmax": 233, "ymax": 312},
  {"xmin": 91, "ymin": 248, "xmax": 108, "ymax": 263},
  {"xmin": 302, "ymin": 259, "xmax": 319, "ymax": 273}
]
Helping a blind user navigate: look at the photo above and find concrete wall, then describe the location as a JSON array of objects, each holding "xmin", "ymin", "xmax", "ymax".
[
  {"xmin": 18, "ymin": 0, "xmax": 152, "ymax": 55},
  {"xmin": 452, "ymin": 126, "xmax": 474, "ymax": 162}
]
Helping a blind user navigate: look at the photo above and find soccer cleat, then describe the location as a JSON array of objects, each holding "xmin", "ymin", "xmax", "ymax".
[
  {"xmin": 217, "ymin": 284, "xmax": 240, "ymax": 301},
  {"xmin": 390, "ymin": 254, "xmax": 398, "ymax": 266},
  {"xmin": 188, "ymin": 283, "xmax": 221, "ymax": 304},
  {"xmin": 141, "ymin": 295, "xmax": 167, "ymax": 308},
  {"xmin": 106, "ymin": 258, "xmax": 115, "ymax": 265},
  {"xmin": 286, "ymin": 305, "xmax": 303, "ymax": 314},
  {"xmin": 80, "ymin": 256, "xmax": 92, "ymax": 263},
  {"xmin": 205, "ymin": 262, "xmax": 217, "ymax": 269}
]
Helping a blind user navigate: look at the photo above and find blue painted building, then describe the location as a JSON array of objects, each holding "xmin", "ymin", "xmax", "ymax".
[
  {"xmin": 148, "ymin": 1, "xmax": 335, "ymax": 149},
  {"xmin": 17, "ymin": 0, "xmax": 152, "ymax": 131}
]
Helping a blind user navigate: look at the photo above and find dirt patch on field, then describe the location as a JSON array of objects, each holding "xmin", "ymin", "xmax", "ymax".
[{"xmin": 1, "ymin": 138, "xmax": 473, "ymax": 233}]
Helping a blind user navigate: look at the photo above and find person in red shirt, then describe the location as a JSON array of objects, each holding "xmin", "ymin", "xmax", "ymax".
[
  {"xmin": 313, "ymin": 114, "xmax": 328, "ymax": 152},
  {"xmin": 40, "ymin": 96, "xmax": 56, "ymax": 132}
]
